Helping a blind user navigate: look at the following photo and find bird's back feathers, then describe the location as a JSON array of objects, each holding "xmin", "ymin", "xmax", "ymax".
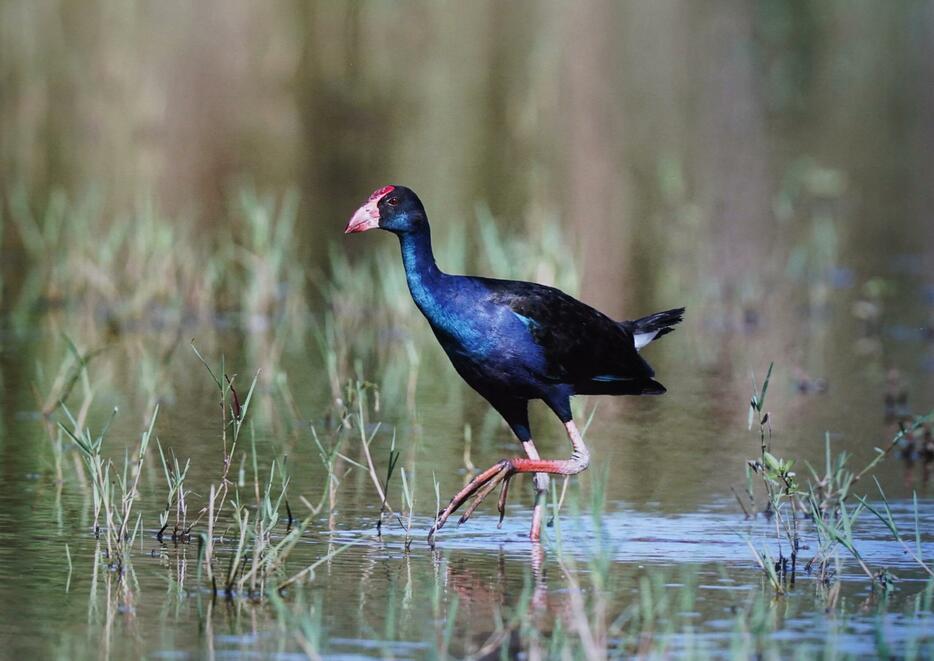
[{"xmin": 477, "ymin": 277, "xmax": 669, "ymax": 395}]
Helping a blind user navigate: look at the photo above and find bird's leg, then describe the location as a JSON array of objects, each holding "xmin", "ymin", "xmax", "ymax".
[
  {"xmin": 428, "ymin": 421, "xmax": 590, "ymax": 542},
  {"xmin": 521, "ymin": 439, "xmax": 549, "ymax": 542}
]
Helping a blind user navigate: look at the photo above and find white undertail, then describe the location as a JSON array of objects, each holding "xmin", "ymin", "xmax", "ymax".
[{"xmin": 633, "ymin": 331, "xmax": 658, "ymax": 351}]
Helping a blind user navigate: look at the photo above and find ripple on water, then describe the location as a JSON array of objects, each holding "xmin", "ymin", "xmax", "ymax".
[{"xmin": 331, "ymin": 498, "xmax": 934, "ymax": 577}]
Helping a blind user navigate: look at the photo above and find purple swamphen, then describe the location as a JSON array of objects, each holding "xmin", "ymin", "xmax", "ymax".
[{"xmin": 346, "ymin": 185, "xmax": 684, "ymax": 542}]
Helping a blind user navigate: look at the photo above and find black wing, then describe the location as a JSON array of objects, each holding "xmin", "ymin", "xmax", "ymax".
[{"xmin": 477, "ymin": 277, "xmax": 660, "ymax": 393}]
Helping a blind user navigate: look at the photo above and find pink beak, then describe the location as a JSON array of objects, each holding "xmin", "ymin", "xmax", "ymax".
[{"xmin": 345, "ymin": 185, "xmax": 395, "ymax": 234}]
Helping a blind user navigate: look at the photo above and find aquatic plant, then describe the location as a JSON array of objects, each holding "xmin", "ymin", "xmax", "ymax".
[
  {"xmin": 155, "ymin": 440, "xmax": 191, "ymax": 543},
  {"xmin": 804, "ymin": 416, "xmax": 934, "ymax": 585},
  {"xmin": 742, "ymin": 362, "xmax": 803, "ymax": 591},
  {"xmin": 739, "ymin": 363, "xmax": 934, "ymax": 593},
  {"xmin": 4, "ymin": 186, "xmax": 307, "ymax": 345},
  {"xmin": 60, "ymin": 401, "xmax": 157, "ymax": 571}
]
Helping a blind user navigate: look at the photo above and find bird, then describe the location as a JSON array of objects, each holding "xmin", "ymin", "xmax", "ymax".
[{"xmin": 345, "ymin": 185, "xmax": 684, "ymax": 542}]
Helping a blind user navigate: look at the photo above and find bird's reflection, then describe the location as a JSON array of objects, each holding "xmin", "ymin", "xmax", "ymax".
[{"xmin": 437, "ymin": 542, "xmax": 550, "ymax": 659}]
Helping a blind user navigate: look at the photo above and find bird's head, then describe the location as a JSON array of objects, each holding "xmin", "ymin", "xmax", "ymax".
[{"xmin": 345, "ymin": 185, "xmax": 426, "ymax": 236}]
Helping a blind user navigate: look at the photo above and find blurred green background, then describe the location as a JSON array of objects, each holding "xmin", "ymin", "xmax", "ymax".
[{"xmin": 3, "ymin": 0, "xmax": 932, "ymax": 311}]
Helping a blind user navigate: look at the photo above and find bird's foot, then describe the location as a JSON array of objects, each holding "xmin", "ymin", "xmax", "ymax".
[{"xmin": 428, "ymin": 459, "xmax": 516, "ymax": 543}]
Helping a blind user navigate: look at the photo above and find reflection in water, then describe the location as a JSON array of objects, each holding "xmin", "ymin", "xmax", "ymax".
[
  {"xmin": 6, "ymin": 451, "xmax": 934, "ymax": 660},
  {"xmin": 439, "ymin": 544, "xmax": 550, "ymax": 660}
]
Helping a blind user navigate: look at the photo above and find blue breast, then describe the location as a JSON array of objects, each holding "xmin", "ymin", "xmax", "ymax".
[{"xmin": 398, "ymin": 229, "xmax": 546, "ymax": 380}]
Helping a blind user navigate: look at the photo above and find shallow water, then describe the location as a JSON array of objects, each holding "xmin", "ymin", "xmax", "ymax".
[
  {"xmin": 0, "ymin": 281, "xmax": 932, "ymax": 659},
  {"xmin": 2, "ymin": 483, "xmax": 933, "ymax": 659},
  {"xmin": 0, "ymin": 214, "xmax": 933, "ymax": 659}
]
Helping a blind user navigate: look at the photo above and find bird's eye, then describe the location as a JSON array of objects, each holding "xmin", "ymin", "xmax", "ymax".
[{"xmin": 387, "ymin": 197, "xmax": 399, "ymax": 206}]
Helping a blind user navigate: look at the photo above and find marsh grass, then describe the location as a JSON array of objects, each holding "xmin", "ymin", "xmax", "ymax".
[
  {"xmin": 742, "ymin": 362, "xmax": 804, "ymax": 591},
  {"xmin": 453, "ymin": 470, "xmax": 934, "ymax": 659},
  {"xmin": 31, "ymin": 339, "xmax": 934, "ymax": 660},
  {"xmin": 739, "ymin": 363, "xmax": 934, "ymax": 594},
  {"xmin": 804, "ymin": 416, "xmax": 934, "ymax": 587},
  {"xmin": 858, "ymin": 484, "xmax": 933, "ymax": 578},
  {"xmin": 5, "ymin": 185, "xmax": 307, "ymax": 339},
  {"xmin": 185, "ymin": 343, "xmax": 356, "ymax": 598},
  {"xmin": 155, "ymin": 441, "xmax": 192, "ymax": 543},
  {"xmin": 60, "ymin": 401, "xmax": 157, "ymax": 571},
  {"xmin": 189, "ymin": 341, "xmax": 259, "ymax": 530},
  {"xmin": 39, "ymin": 336, "xmax": 362, "ymax": 607}
]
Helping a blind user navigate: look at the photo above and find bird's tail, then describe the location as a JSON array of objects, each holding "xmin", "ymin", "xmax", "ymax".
[{"xmin": 625, "ymin": 307, "xmax": 685, "ymax": 350}]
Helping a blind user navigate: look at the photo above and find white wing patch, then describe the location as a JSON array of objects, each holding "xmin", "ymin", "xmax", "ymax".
[{"xmin": 633, "ymin": 331, "xmax": 658, "ymax": 351}]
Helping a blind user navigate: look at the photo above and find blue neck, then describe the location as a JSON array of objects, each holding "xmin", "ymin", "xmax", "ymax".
[{"xmin": 398, "ymin": 226, "xmax": 444, "ymax": 314}]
